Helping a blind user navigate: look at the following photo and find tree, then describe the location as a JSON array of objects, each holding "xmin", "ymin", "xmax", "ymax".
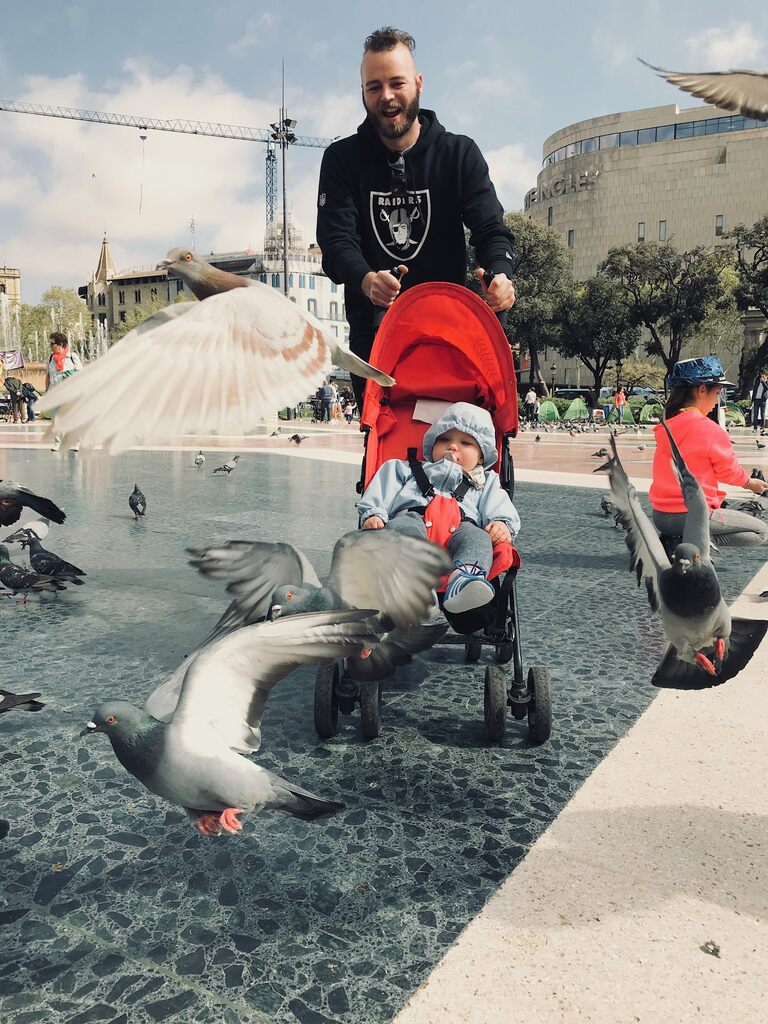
[
  {"xmin": 619, "ymin": 358, "xmax": 666, "ymax": 395},
  {"xmin": 19, "ymin": 287, "xmax": 87, "ymax": 362},
  {"xmin": 106, "ymin": 292, "xmax": 195, "ymax": 343},
  {"xmin": 726, "ymin": 216, "xmax": 768, "ymax": 396},
  {"xmin": 553, "ymin": 275, "xmax": 641, "ymax": 398},
  {"xmin": 467, "ymin": 212, "xmax": 572, "ymax": 384},
  {"xmin": 599, "ymin": 242, "xmax": 733, "ymax": 374}
]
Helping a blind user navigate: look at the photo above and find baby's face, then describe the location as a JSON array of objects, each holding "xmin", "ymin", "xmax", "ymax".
[{"xmin": 432, "ymin": 428, "xmax": 483, "ymax": 470}]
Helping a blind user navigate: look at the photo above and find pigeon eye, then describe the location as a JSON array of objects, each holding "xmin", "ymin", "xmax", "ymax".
[
  {"xmin": 184, "ymin": 253, "xmax": 192, "ymax": 261},
  {"xmin": 286, "ymin": 592, "xmax": 294, "ymax": 601},
  {"xmin": 105, "ymin": 715, "xmax": 117, "ymax": 725}
]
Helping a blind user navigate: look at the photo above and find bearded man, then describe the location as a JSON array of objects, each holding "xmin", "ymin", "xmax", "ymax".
[{"xmin": 316, "ymin": 26, "xmax": 516, "ymax": 410}]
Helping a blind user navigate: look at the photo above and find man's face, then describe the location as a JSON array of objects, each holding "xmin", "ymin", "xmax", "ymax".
[{"xmin": 361, "ymin": 44, "xmax": 422, "ymax": 141}]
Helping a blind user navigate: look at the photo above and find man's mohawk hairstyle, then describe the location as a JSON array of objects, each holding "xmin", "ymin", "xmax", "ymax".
[{"xmin": 363, "ymin": 27, "xmax": 415, "ymax": 54}]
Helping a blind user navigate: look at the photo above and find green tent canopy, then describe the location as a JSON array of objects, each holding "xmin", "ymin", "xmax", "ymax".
[
  {"xmin": 639, "ymin": 403, "xmax": 663, "ymax": 423},
  {"xmin": 724, "ymin": 404, "xmax": 746, "ymax": 426},
  {"xmin": 563, "ymin": 397, "xmax": 588, "ymax": 421},
  {"xmin": 538, "ymin": 399, "xmax": 560, "ymax": 423}
]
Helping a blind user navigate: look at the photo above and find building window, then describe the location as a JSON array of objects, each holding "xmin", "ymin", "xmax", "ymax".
[
  {"xmin": 150, "ymin": 287, "xmax": 158, "ymax": 301},
  {"xmin": 309, "ymin": 275, "xmax": 315, "ymax": 290},
  {"xmin": 599, "ymin": 134, "xmax": 619, "ymax": 150},
  {"xmin": 134, "ymin": 288, "xmax": 141, "ymax": 303},
  {"xmin": 299, "ymin": 274, "xmax": 306, "ymax": 288},
  {"xmin": 272, "ymin": 273, "xmax": 281, "ymax": 288},
  {"xmin": 331, "ymin": 282, "xmax": 338, "ymax": 293},
  {"xmin": 118, "ymin": 289, "xmax": 125, "ymax": 304},
  {"xmin": 330, "ymin": 301, "xmax": 338, "ymax": 320},
  {"xmin": 715, "ymin": 214, "xmax": 724, "ymax": 237},
  {"xmin": 176, "ymin": 280, "xmax": 184, "ymax": 293},
  {"xmin": 619, "ymin": 130, "xmax": 638, "ymax": 146},
  {"xmin": 567, "ymin": 229, "xmax": 575, "ymax": 248},
  {"xmin": 119, "ymin": 311, "xmax": 126, "ymax": 322},
  {"xmin": 259, "ymin": 273, "xmax": 267, "ymax": 284},
  {"xmin": 97, "ymin": 293, "xmax": 106, "ymax": 306},
  {"xmin": 332, "ymin": 326, "xmax": 338, "ymax": 337},
  {"xmin": 288, "ymin": 273, "xmax": 294, "ymax": 287},
  {"xmin": 637, "ymin": 222, "xmax": 645, "ymax": 243},
  {"xmin": 638, "ymin": 127, "xmax": 656, "ymax": 145},
  {"xmin": 547, "ymin": 206, "xmax": 553, "ymax": 227},
  {"xmin": 658, "ymin": 220, "xmax": 667, "ymax": 241},
  {"xmin": 307, "ymin": 298, "xmax": 317, "ymax": 315}
]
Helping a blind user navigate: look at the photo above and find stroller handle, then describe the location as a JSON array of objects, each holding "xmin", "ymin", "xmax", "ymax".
[
  {"xmin": 372, "ymin": 268, "xmax": 508, "ymax": 330},
  {"xmin": 482, "ymin": 270, "xmax": 509, "ymax": 331}
]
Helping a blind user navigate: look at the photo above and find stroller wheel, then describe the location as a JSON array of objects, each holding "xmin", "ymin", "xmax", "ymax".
[
  {"xmin": 527, "ymin": 666, "xmax": 552, "ymax": 745},
  {"xmin": 495, "ymin": 642, "xmax": 513, "ymax": 665},
  {"xmin": 484, "ymin": 666, "xmax": 507, "ymax": 742},
  {"xmin": 465, "ymin": 639, "xmax": 482, "ymax": 663},
  {"xmin": 314, "ymin": 663, "xmax": 339, "ymax": 739},
  {"xmin": 359, "ymin": 679, "xmax": 382, "ymax": 740}
]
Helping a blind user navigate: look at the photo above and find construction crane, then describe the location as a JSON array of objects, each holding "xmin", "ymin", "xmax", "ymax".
[{"xmin": 0, "ymin": 99, "xmax": 335, "ymax": 233}]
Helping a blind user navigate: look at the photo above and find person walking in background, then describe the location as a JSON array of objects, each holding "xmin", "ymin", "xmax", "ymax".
[
  {"xmin": 752, "ymin": 371, "xmax": 768, "ymax": 433},
  {"xmin": 523, "ymin": 386, "xmax": 537, "ymax": 424},
  {"xmin": 46, "ymin": 332, "xmax": 83, "ymax": 451},
  {"xmin": 318, "ymin": 380, "xmax": 334, "ymax": 423},
  {"xmin": 22, "ymin": 382, "xmax": 39, "ymax": 421},
  {"xmin": 3, "ymin": 375, "xmax": 27, "ymax": 423},
  {"xmin": 613, "ymin": 386, "xmax": 627, "ymax": 425}
]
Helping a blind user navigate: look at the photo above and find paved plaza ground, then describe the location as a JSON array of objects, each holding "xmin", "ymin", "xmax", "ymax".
[{"xmin": 0, "ymin": 421, "xmax": 766, "ymax": 1024}]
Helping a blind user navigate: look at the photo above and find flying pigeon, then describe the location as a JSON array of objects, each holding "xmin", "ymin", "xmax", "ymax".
[
  {"xmin": 128, "ymin": 485, "xmax": 146, "ymax": 519},
  {"xmin": 213, "ymin": 455, "xmax": 241, "ymax": 475},
  {"xmin": 0, "ymin": 689, "xmax": 45, "ymax": 714},
  {"xmin": 288, "ymin": 434, "xmax": 310, "ymax": 445},
  {"xmin": 0, "ymin": 545, "xmax": 67, "ymax": 600},
  {"xmin": 4, "ymin": 517, "xmax": 51, "ymax": 543},
  {"xmin": 591, "ymin": 448, "xmax": 609, "ymax": 458},
  {"xmin": 606, "ymin": 429, "xmax": 768, "ymax": 688},
  {"xmin": 81, "ymin": 608, "xmax": 385, "ymax": 835},
  {"xmin": 269, "ymin": 428, "xmax": 282, "ymax": 437},
  {"xmin": 0, "ymin": 482, "xmax": 65, "ymax": 528},
  {"xmin": 36, "ymin": 248, "xmax": 396, "ymax": 454},
  {"xmin": 18, "ymin": 533, "xmax": 86, "ymax": 586},
  {"xmin": 639, "ymin": 59, "xmax": 768, "ymax": 121},
  {"xmin": 194, "ymin": 451, "xmax": 205, "ymax": 468}
]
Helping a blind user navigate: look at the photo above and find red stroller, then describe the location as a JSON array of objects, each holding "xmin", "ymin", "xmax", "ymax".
[{"xmin": 312, "ymin": 282, "xmax": 552, "ymax": 744}]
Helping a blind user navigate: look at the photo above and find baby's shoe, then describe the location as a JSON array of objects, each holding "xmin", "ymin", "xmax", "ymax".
[{"xmin": 443, "ymin": 563, "xmax": 494, "ymax": 614}]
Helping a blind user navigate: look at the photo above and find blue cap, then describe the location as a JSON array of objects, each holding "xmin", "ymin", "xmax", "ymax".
[{"xmin": 667, "ymin": 356, "xmax": 734, "ymax": 389}]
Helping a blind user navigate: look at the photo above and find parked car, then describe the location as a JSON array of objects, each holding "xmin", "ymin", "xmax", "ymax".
[{"xmin": 554, "ymin": 388, "xmax": 594, "ymax": 401}]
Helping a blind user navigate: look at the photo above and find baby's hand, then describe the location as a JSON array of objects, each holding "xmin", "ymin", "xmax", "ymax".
[
  {"xmin": 363, "ymin": 515, "xmax": 385, "ymax": 529},
  {"xmin": 485, "ymin": 521, "xmax": 512, "ymax": 545}
]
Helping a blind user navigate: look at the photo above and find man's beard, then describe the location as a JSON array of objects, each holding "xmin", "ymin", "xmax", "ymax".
[{"xmin": 366, "ymin": 93, "xmax": 420, "ymax": 139}]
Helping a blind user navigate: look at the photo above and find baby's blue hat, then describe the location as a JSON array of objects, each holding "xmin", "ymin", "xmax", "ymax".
[{"xmin": 667, "ymin": 356, "xmax": 734, "ymax": 389}]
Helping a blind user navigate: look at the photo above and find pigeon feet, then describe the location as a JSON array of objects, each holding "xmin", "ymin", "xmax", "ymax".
[
  {"xmin": 219, "ymin": 808, "xmax": 243, "ymax": 834},
  {"xmin": 695, "ymin": 652, "xmax": 717, "ymax": 676},
  {"xmin": 196, "ymin": 813, "xmax": 222, "ymax": 836},
  {"xmin": 715, "ymin": 637, "xmax": 726, "ymax": 664}
]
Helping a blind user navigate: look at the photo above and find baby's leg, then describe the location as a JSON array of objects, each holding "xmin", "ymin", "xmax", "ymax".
[
  {"xmin": 385, "ymin": 510, "xmax": 428, "ymax": 541},
  {"xmin": 446, "ymin": 521, "xmax": 493, "ymax": 573}
]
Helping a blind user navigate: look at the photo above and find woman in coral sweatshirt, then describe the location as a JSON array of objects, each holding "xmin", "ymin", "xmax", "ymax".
[{"xmin": 649, "ymin": 357, "xmax": 768, "ymax": 546}]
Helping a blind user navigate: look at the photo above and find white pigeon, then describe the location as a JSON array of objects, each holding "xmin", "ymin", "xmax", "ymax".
[
  {"xmin": 36, "ymin": 248, "xmax": 396, "ymax": 454},
  {"xmin": 213, "ymin": 455, "xmax": 240, "ymax": 475},
  {"xmin": 4, "ymin": 517, "xmax": 51, "ymax": 543},
  {"xmin": 194, "ymin": 451, "xmax": 205, "ymax": 468},
  {"xmin": 640, "ymin": 59, "xmax": 768, "ymax": 120}
]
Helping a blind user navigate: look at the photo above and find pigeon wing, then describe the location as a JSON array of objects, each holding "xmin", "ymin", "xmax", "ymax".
[
  {"xmin": 606, "ymin": 436, "xmax": 669, "ymax": 611},
  {"xmin": 327, "ymin": 530, "xmax": 451, "ymax": 630},
  {"xmin": 167, "ymin": 609, "xmax": 384, "ymax": 755},
  {"xmin": 652, "ymin": 618, "xmax": 768, "ymax": 689},
  {"xmin": 660, "ymin": 420, "xmax": 711, "ymax": 563},
  {"xmin": 186, "ymin": 540, "xmax": 306, "ymax": 644},
  {"xmin": 37, "ymin": 284, "xmax": 392, "ymax": 453},
  {"xmin": 345, "ymin": 622, "xmax": 449, "ymax": 681},
  {"xmin": 639, "ymin": 61, "xmax": 768, "ymax": 121},
  {"xmin": 0, "ymin": 483, "xmax": 65, "ymax": 526}
]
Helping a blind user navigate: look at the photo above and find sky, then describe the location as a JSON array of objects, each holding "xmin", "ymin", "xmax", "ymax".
[{"xmin": 0, "ymin": 1, "xmax": 766, "ymax": 303}]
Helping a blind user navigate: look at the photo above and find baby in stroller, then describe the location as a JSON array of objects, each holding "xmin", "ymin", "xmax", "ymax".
[{"xmin": 357, "ymin": 401, "xmax": 520, "ymax": 614}]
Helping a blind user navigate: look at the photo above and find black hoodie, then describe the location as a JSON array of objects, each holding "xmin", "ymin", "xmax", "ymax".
[{"xmin": 316, "ymin": 109, "xmax": 514, "ymax": 350}]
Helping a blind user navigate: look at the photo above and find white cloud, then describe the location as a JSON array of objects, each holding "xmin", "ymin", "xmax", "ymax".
[
  {"xmin": 227, "ymin": 13, "xmax": 277, "ymax": 57},
  {"xmin": 591, "ymin": 26, "xmax": 631, "ymax": 72},
  {"xmin": 685, "ymin": 22, "xmax": 765, "ymax": 68},
  {"xmin": 484, "ymin": 143, "xmax": 540, "ymax": 212}
]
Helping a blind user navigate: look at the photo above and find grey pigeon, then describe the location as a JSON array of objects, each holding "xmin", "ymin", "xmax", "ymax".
[
  {"xmin": 213, "ymin": 455, "xmax": 241, "ymax": 475},
  {"xmin": 591, "ymin": 448, "xmax": 608, "ymax": 458},
  {"xmin": 270, "ymin": 428, "xmax": 282, "ymax": 437},
  {"xmin": 606, "ymin": 430, "xmax": 768, "ymax": 688},
  {"xmin": 19, "ymin": 533, "xmax": 86, "ymax": 585},
  {"xmin": 288, "ymin": 434, "xmax": 310, "ymax": 445},
  {"xmin": 0, "ymin": 689, "xmax": 44, "ymax": 714},
  {"xmin": 4, "ymin": 517, "xmax": 51, "ymax": 543},
  {"xmin": 128, "ymin": 485, "xmax": 146, "ymax": 519},
  {"xmin": 0, "ymin": 481, "xmax": 65, "ymax": 528},
  {"xmin": 194, "ymin": 451, "xmax": 205, "ymax": 468},
  {"xmin": 37, "ymin": 248, "xmax": 396, "ymax": 453},
  {"xmin": 640, "ymin": 59, "xmax": 768, "ymax": 120},
  {"xmin": 0, "ymin": 545, "xmax": 67, "ymax": 600},
  {"xmin": 81, "ymin": 609, "xmax": 385, "ymax": 835},
  {"xmin": 186, "ymin": 529, "xmax": 449, "ymax": 686},
  {"xmin": 600, "ymin": 495, "xmax": 617, "ymax": 518},
  {"xmin": 757, "ymin": 439, "xmax": 766, "ymax": 450}
]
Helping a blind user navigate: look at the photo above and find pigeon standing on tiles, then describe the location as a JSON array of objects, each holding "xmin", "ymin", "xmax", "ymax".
[
  {"xmin": 18, "ymin": 533, "xmax": 86, "ymax": 586},
  {"xmin": 0, "ymin": 482, "xmax": 65, "ymax": 528},
  {"xmin": 606, "ymin": 429, "xmax": 768, "ymax": 688},
  {"xmin": 128, "ymin": 485, "xmax": 147, "ymax": 519},
  {"xmin": 0, "ymin": 545, "xmax": 67, "ymax": 600},
  {"xmin": 37, "ymin": 248, "xmax": 396, "ymax": 454},
  {"xmin": 81, "ymin": 609, "xmax": 385, "ymax": 835},
  {"xmin": 213, "ymin": 455, "xmax": 241, "ymax": 475},
  {"xmin": 639, "ymin": 59, "xmax": 768, "ymax": 121},
  {"xmin": 288, "ymin": 434, "xmax": 310, "ymax": 445},
  {"xmin": 4, "ymin": 517, "xmax": 51, "ymax": 543},
  {"xmin": 194, "ymin": 451, "xmax": 205, "ymax": 468}
]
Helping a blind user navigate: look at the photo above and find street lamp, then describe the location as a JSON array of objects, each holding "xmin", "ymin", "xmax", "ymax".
[
  {"xmin": 269, "ymin": 113, "xmax": 297, "ymax": 297},
  {"xmin": 550, "ymin": 362, "xmax": 556, "ymax": 396}
]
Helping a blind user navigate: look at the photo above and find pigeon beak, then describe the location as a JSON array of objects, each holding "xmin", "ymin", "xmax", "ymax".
[
  {"xmin": 269, "ymin": 603, "xmax": 282, "ymax": 620},
  {"xmin": 156, "ymin": 259, "xmax": 170, "ymax": 271},
  {"xmin": 677, "ymin": 559, "xmax": 691, "ymax": 573},
  {"xmin": 80, "ymin": 721, "xmax": 102, "ymax": 737}
]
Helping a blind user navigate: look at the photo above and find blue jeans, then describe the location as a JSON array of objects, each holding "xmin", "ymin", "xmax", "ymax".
[{"xmin": 385, "ymin": 511, "xmax": 494, "ymax": 574}]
